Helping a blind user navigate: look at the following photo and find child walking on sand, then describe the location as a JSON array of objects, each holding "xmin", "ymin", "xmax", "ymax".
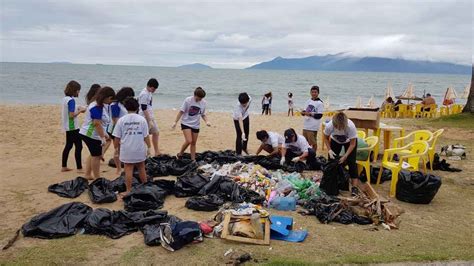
[
  {"xmin": 107, "ymin": 87, "xmax": 135, "ymax": 174},
  {"xmin": 61, "ymin": 80, "xmax": 86, "ymax": 172},
  {"xmin": 113, "ymin": 97, "xmax": 150, "ymax": 195},
  {"xmin": 172, "ymin": 87, "xmax": 210, "ymax": 161},
  {"xmin": 288, "ymin": 92, "xmax": 294, "ymax": 116},
  {"xmin": 79, "ymin": 87, "xmax": 116, "ymax": 180}
]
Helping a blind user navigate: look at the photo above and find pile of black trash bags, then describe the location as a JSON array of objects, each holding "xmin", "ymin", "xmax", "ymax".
[
  {"xmin": 396, "ymin": 170, "xmax": 442, "ymax": 204},
  {"xmin": 427, "ymin": 153, "xmax": 462, "ymax": 172},
  {"xmin": 21, "ymin": 202, "xmax": 202, "ymax": 251}
]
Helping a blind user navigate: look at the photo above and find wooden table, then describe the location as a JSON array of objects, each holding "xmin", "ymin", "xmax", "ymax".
[{"xmin": 376, "ymin": 124, "xmax": 405, "ymax": 150}]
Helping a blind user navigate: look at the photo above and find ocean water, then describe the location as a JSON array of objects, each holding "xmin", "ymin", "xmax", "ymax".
[{"xmin": 0, "ymin": 62, "xmax": 470, "ymax": 112}]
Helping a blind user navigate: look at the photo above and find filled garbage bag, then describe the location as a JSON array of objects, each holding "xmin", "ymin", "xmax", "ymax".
[
  {"xmin": 319, "ymin": 160, "xmax": 347, "ymax": 196},
  {"xmin": 168, "ymin": 159, "xmax": 198, "ymax": 176},
  {"xmin": 83, "ymin": 209, "xmax": 168, "ymax": 239},
  {"xmin": 123, "ymin": 182, "xmax": 170, "ymax": 212},
  {"xmin": 174, "ymin": 172, "xmax": 210, "ymax": 197},
  {"xmin": 428, "ymin": 153, "xmax": 462, "ymax": 172},
  {"xmin": 141, "ymin": 224, "xmax": 162, "ymax": 246},
  {"xmin": 198, "ymin": 175, "xmax": 229, "ymax": 196},
  {"xmin": 396, "ymin": 171, "xmax": 442, "ymax": 204},
  {"xmin": 366, "ymin": 166, "xmax": 392, "ymax": 184},
  {"xmin": 88, "ymin": 178, "xmax": 117, "ymax": 203},
  {"xmin": 145, "ymin": 155, "xmax": 175, "ymax": 177},
  {"xmin": 109, "ymin": 175, "xmax": 143, "ymax": 193},
  {"xmin": 160, "ymin": 220, "xmax": 202, "ymax": 251},
  {"xmin": 22, "ymin": 202, "xmax": 92, "ymax": 239},
  {"xmin": 185, "ymin": 194, "xmax": 224, "ymax": 211},
  {"xmin": 48, "ymin": 177, "xmax": 89, "ymax": 198}
]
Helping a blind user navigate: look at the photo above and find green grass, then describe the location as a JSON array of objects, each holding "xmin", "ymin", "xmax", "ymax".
[
  {"xmin": 427, "ymin": 113, "xmax": 474, "ymax": 129},
  {"xmin": 0, "ymin": 235, "xmax": 108, "ymax": 265},
  {"xmin": 119, "ymin": 245, "xmax": 146, "ymax": 264}
]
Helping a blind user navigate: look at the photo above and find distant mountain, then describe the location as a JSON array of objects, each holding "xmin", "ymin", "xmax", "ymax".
[
  {"xmin": 49, "ymin": 61, "xmax": 72, "ymax": 64},
  {"xmin": 178, "ymin": 63, "xmax": 212, "ymax": 69},
  {"xmin": 247, "ymin": 54, "xmax": 471, "ymax": 74}
]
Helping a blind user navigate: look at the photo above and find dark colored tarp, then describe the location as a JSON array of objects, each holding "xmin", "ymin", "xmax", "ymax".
[
  {"xmin": 319, "ymin": 160, "xmax": 349, "ymax": 196},
  {"xmin": 48, "ymin": 177, "xmax": 89, "ymax": 198},
  {"xmin": 174, "ymin": 172, "xmax": 210, "ymax": 197},
  {"xmin": 83, "ymin": 208, "xmax": 168, "ymax": 239},
  {"xmin": 185, "ymin": 194, "xmax": 224, "ymax": 211},
  {"xmin": 427, "ymin": 153, "xmax": 462, "ymax": 172},
  {"xmin": 123, "ymin": 181, "xmax": 174, "ymax": 212},
  {"xmin": 88, "ymin": 178, "xmax": 117, "ymax": 203},
  {"xmin": 22, "ymin": 202, "xmax": 92, "ymax": 239},
  {"xmin": 396, "ymin": 171, "xmax": 442, "ymax": 204},
  {"xmin": 303, "ymin": 193, "xmax": 372, "ymax": 225}
]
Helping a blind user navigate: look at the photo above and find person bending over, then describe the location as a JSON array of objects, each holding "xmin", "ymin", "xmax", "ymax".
[
  {"xmin": 281, "ymin": 128, "xmax": 318, "ymax": 168},
  {"xmin": 255, "ymin": 130, "xmax": 285, "ymax": 157},
  {"xmin": 233, "ymin": 92, "xmax": 251, "ymax": 155}
]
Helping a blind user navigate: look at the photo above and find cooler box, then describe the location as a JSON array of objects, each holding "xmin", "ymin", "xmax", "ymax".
[{"xmin": 344, "ymin": 108, "xmax": 380, "ymax": 130}]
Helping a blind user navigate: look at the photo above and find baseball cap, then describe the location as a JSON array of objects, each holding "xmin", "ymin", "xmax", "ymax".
[{"xmin": 284, "ymin": 129, "xmax": 295, "ymax": 143}]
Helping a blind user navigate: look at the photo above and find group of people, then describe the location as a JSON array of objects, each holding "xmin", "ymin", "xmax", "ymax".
[
  {"xmin": 260, "ymin": 91, "xmax": 296, "ymax": 117},
  {"xmin": 381, "ymin": 93, "xmax": 438, "ymax": 112},
  {"xmin": 61, "ymin": 80, "xmax": 366, "ymax": 196}
]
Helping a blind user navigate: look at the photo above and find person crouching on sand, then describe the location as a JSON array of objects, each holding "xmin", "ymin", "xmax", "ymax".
[
  {"xmin": 79, "ymin": 86, "xmax": 115, "ymax": 180},
  {"xmin": 233, "ymin": 92, "xmax": 251, "ymax": 155},
  {"xmin": 281, "ymin": 128, "xmax": 318, "ymax": 168},
  {"xmin": 61, "ymin": 80, "xmax": 86, "ymax": 172},
  {"xmin": 256, "ymin": 130, "xmax": 285, "ymax": 157},
  {"xmin": 172, "ymin": 87, "xmax": 211, "ymax": 161},
  {"xmin": 112, "ymin": 97, "xmax": 150, "ymax": 196}
]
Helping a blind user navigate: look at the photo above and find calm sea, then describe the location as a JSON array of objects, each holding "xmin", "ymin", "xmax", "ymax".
[{"xmin": 0, "ymin": 62, "xmax": 470, "ymax": 112}]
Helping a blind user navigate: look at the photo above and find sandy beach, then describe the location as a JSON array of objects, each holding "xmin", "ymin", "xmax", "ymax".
[{"xmin": 1, "ymin": 105, "xmax": 473, "ymax": 264}]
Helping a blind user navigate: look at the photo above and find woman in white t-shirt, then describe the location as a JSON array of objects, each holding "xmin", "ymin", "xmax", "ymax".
[
  {"xmin": 61, "ymin": 80, "xmax": 86, "ymax": 172},
  {"xmin": 261, "ymin": 92, "xmax": 272, "ymax": 115},
  {"xmin": 323, "ymin": 112, "xmax": 366, "ymax": 195},
  {"xmin": 107, "ymin": 87, "xmax": 135, "ymax": 175},
  {"xmin": 172, "ymin": 87, "xmax": 211, "ymax": 161},
  {"xmin": 79, "ymin": 87, "xmax": 116, "ymax": 180},
  {"xmin": 113, "ymin": 97, "xmax": 150, "ymax": 195}
]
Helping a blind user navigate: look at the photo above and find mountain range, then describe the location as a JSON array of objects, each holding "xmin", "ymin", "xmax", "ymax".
[
  {"xmin": 247, "ymin": 54, "xmax": 471, "ymax": 74},
  {"xmin": 177, "ymin": 63, "xmax": 212, "ymax": 69}
]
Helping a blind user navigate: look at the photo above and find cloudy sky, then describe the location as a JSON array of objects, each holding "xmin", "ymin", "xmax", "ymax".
[{"xmin": 1, "ymin": 0, "xmax": 472, "ymax": 68}]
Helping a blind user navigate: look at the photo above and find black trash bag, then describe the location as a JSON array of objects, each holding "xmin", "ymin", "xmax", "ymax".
[
  {"xmin": 320, "ymin": 159, "xmax": 346, "ymax": 196},
  {"xmin": 428, "ymin": 153, "xmax": 462, "ymax": 172},
  {"xmin": 48, "ymin": 177, "xmax": 89, "ymax": 198},
  {"xmin": 88, "ymin": 178, "xmax": 117, "ymax": 203},
  {"xmin": 22, "ymin": 202, "xmax": 92, "ymax": 239},
  {"xmin": 396, "ymin": 170, "xmax": 442, "ymax": 204},
  {"xmin": 364, "ymin": 166, "xmax": 392, "ymax": 184},
  {"xmin": 109, "ymin": 175, "xmax": 143, "ymax": 193},
  {"xmin": 141, "ymin": 224, "xmax": 162, "ymax": 246},
  {"xmin": 185, "ymin": 194, "xmax": 224, "ymax": 211},
  {"xmin": 152, "ymin": 179, "xmax": 176, "ymax": 194},
  {"xmin": 174, "ymin": 172, "xmax": 210, "ymax": 197},
  {"xmin": 198, "ymin": 175, "xmax": 228, "ymax": 196},
  {"xmin": 83, "ymin": 208, "xmax": 136, "ymax": 239},
  {"xmin": 239, "ymin": 187, "xmax": 266, "ymax": 204},
  {"xmin": 168, "ymin": 159, "xmax": 198, "ymax": 176},
  {"xmin": 126, "ymin": 209, "xmax": 169, "ymax": 226},
  {"xmin": 145, "ymin": 155, "xmax": 175, "ymax": 177},
  {"xmin": 160, "ymin": 220, "xmax": 202, "ymax": 251},
  {"xmin": 123, "ymin": 182, "xmax": 169, "ymax": 212}
]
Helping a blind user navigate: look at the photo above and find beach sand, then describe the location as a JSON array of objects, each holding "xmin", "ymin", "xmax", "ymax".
[{"xmin": 1, "ymin": 105, "xmax": 473, "ymax": 264}]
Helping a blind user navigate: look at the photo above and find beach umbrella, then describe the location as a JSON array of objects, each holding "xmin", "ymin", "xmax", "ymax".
[
  {"xmin": 367, "ymin": 96, "xmax": 376, "ymax": 108},
  {"xmin": 461, "ymin": 83, "xmax": 470, "ymax": 99},
  {"xmin": 396, "ymin": 83, "xmax": 423, "ymax": 102},
  {"xmin": 355, "ymin": 96, "xmax": 362, "ymax": 108},
  {"xmin": 444, "ymin": 87, "xmax": 457, "ymax": 100},
  {"xmin": 384, "ymin": 83, "xmax": 395, "ymax": 99}
]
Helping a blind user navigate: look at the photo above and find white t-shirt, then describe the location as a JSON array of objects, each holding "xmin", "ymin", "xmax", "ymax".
[
  {"xmin": 232, "ymin": 97, "xmax": 252, "ymax": 120},
  {"xmin": 79, "ymin": 101, "xmax": 110, "ymax": 140},
  {"xmin": 303, "ymin": 98, "xmax": 324, "ymax": 131},
  {"xmin": 263, "ymin": 131, "xmax": 284, "ymax": 148},
  {"xmin": 288, "ymin": 97, "xmax": 294, "ymax": 108},
  {"xmin": 107, "ymin": 102, "xmax": 128, "ymax": 134},
  {"xmin": 323, "ymin": 119, "xmax": 358, "ymax": 144},
  {"xmin": 138, "ymin": 88, "xmax": 154, "ymax": 119},
  {"xmin": 112, "ymin": 113, "xmax": 149, "ymax": 163},
  {"xmin": 62, "ymin": 96, "xmax": 79, "ymax": 131},
  {"xmin": 180, "ymin": 96, "xmax": 207, "ymax": 129},
  {"xmin": 262, "ymin": 96, "xmax": 270, "ymax": 105},
  {"xmin": 284, "ymin": 134, "xmax": 311, "ymax": 154}
]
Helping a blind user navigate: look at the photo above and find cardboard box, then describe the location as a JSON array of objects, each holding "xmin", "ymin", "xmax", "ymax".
[{"xmin": 344, "ymin": 108, "xmax": 380, "ymax": 129}]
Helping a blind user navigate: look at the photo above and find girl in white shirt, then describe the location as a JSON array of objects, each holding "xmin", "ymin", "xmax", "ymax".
[
  {"xmin": 61, "ymin": 80, "xmax": 86, "ymax": 172},
  {"xmin": 172, "ymin": 87, "xmax": 211, "ymax": 161}
]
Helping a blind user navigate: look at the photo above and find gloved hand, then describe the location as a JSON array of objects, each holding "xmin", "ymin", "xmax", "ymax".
[
  {"xmin": 242, "ymin": 133, "xmax": 247, "ymax": 141},
  {"xmin": 291, "ymin": 156, "xmax": 300, "ymax": 162},
  {"xmin": 328, "ymin": 150, "xmax": 337, "ymax": 159},
  {"xmin": 280, "ymin": 157, "xmax": 286, "ymax": 165},
  {"xmin": 206, "ymin": 121, "xmax": 211, "ymax": 127}
]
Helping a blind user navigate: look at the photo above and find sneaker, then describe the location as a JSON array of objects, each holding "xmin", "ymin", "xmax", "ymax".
[{"xmin": 351, "ymin": 187, "xmax": 360, "ymax": 196}]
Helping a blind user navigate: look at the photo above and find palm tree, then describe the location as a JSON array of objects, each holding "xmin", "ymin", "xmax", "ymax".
[{"xmin": 462, "ymin": 65, "xmax": 473, "ymax": 113}]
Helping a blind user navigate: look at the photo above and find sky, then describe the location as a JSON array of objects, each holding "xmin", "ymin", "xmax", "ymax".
[{"xmin": 1, "ymin": 0, "xmax": 472, "ymax": 68}]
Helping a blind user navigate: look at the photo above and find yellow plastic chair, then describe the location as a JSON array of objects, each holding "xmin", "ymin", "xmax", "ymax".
[
  {"xmin": 439, "ymin": 106, "xmax": 449, "ymax": 117},
  {"xmin": 422, "ymin": 104, "xmax": 437, "ymax": 118},
  {"xmin": 451, "ymin": 104, "xmax": 462, "ymax": 114},
  {"xmin": 357, "ymin": 130, "xmax": 366, "ymax": 139},
  {"xmin": 377, "ymin": 140, "xmax": 429, "ymax": 197},
  {"xmin": 356, "ymin": 136, "xmax": 379, "ymax": 182},
  {"xmin": 392, "ymin": 130, "xmax": 433, "ymax": 148},
  {"xmin": 382, "ymin": 104, "xmax": 394, "ymax": 118},
  {"xmin": 412, "ymin": 104, "xmax": 423, "ymax": 118},
  {"xmin": 395, "ymin": 104, "xmax": 409, "ymax": 118},
  {"xmin": 427, "ymin": 129, "xmax": 444, "ymax": 170}
]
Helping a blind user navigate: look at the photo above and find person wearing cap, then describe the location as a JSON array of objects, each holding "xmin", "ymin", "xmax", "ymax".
[
  {"xmin": 301, "ymin": 85, "xmax": 324, "ymax": 152},
  {"xmin": 323, "ymin": 111, "xmax": 366, "ymax": 195},
  {"xmin": 255, "ymin": 130, "xmax": 285, "ymax": 157},
  {"xmin": 233, "ymin": 92, "xmax": 252, "ymax": 155},
  {"xmin": 281, "ymin": 128, "xmax": 318, "ymax": 168}
]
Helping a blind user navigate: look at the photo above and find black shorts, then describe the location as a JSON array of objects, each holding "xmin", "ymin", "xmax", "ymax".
[
  {"xmin": 107, "ymin": 131, "xmax": 115, "ymax": 140},
  {"xmin": 81, "ymin": 135, "xmax": 102, "ymax": 156},
  {"xmin": 181, "ymin": 124, "xmax": 200, "ymax": 133}
]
